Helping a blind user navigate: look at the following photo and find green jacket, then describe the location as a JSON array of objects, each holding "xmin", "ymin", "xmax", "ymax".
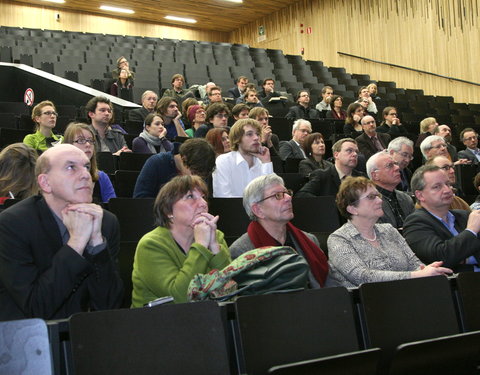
[
  {"xmin": 23, "ymin": 130, "xmax": 62, "ymax": 151},
  {"xmin": 131, "ymin": 226, "xmax": 231, "ymax": 306}
]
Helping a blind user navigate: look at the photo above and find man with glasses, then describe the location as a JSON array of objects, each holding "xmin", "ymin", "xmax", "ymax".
[
  {"xmin": 425, "ymin": 155, "xmax": 470, "ymax": 211},
  {"xmin": 194, "ymin": 103, "xmax": 231, "ymax": 138},
  {"xmin": 355, "ymin": 115, "xmax": 391, "ymax": 161},
  {"xmin": 458, "ymin": 128, "xmax": 480, "ymax": 165},
  {"xmin": 296, "ymin": 138, "xmax": 366, "ymax": 197},
  {"xmin": 433, "ymin": 124, "xmax": 470, "ymax": 164},
  {"xmin": 388, "ymin": 137, "xmax": 414, "ymax": 192},
  {"xmin": 86, "ymin": 96, "xmax": 131, "ymax": 156},
  {"xmin": 279, "ymin": 119, "xmax": 312, "ymax": 160},
  {"xmin": 420, "ymin": 135, "xmax": 449, "ymax": 161},
  {"xmin": 206, "ymin": 86, "xmax": 223, "ymax": 105},
  {"xmin": 285, "ymin": 90, "xmax": 321, "ymax": 121},
  {"xmin": 366, "ymin": 151, "xmax": 414, "ymax": 230},
  {"xmin": 213, "ymin": 119, "xmax": 272, "ymax": 197},
  {"xmin": 403, "ymin": 165, "xmax": 480, "ymax": 273},
  {"xmin": 229, "ymin": 174, "xmax": 329, "ymax": 288},
  {"xmin": 128, "ymin": 90, "xmax": 158, "ymax": 122}
]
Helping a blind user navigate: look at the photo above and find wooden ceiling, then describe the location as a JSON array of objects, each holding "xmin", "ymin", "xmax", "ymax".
[{"xmin": 12, "ymin": 0, "xmax": 302, "ymax": 32}]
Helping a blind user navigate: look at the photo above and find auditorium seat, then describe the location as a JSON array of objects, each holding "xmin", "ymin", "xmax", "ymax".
[
  {"xmin": 108, "ymin": 197, "xmax": 155, "ymax": 242},
  {"xmin": 455, "ymin": 272, "xmax": 480, "ymax": 332},
  {"xmin": 114, "ymin": 170, "xmax": 140, "ymax": 197},
  {"xmin": 0, "ymin": 128, "xmax": 30, "ymax": 147}
]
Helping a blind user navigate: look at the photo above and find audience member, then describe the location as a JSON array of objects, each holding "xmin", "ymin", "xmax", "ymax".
[
  {"xmin": 204, "ymin": 86, "xmax": 223, "ymax": 106},
  {"xmin": 230, "ymin": 174, "xmax": 328, "ymax": 287},
  {"xmin": 0, "ymin": 144, "xmax": 123, "ymax": 320},
  {"xmin": 228, "ymin": 76, "xmax": 249, "ymax": 99},
  {"xmin": 155, "ymin": 96, "xmax": 188, "ymax": 140},
  {"xmin": 285, "ymin": 90, "xmax": 320, "ymax": 120},
  {"xmin": 133, "ymin": 138, "xmax": 216, "ymax": 198},
  {"xmin": 232, "ymin": 103, "xmax": 250, "ymax": 120},
  {"xmin": 0, "ymin": 143, "xmax": 37, "ymax": 203},
  {"xmin": 298, "ymin": 132, "xmax": 333, "ymax": 177},
  {"xmin": 325, "ymin": 95, "xmax": 346, "ymax": 120},
  {"xmin": 200, "ymin": 82, "xmax": 217, "ymax": 105},
  {"xmin": 132, "ymin": 113, "xmax": 173, "ymax": 154},
  {"xmin": 111, "ymin": 56, "xmax": 134, "ymax": 80},
  {"xmin": 420, "ymin": 135, "xmax": 449, "ymax": 161},
  {"xmin": 366, "ymin": 151, "xmax": 414, "ymax": 230},
  {"xmin": 279, "ymin": 119, "xmax": 311, "ymax": 160},
  {"xmin": 205, "ymin": 128, "xmax": 231, "ymax": 157},
  {"xmin": 470, "ymin": 172, "xmax": 480, "ymax": 210},
  {"xmin": 110, "ymin": 68, "xmax": 133, "ymax": 98},
  {"xmin": 326, "ymin": 176, "xmax": 450, "ymax": 288},
  {"xmin": 433, "ymin": 124, "xmax": 469, "ymax": 164},
  {"xmin": 128, "ymin": 90, "xmax": 158, "ymax": 122},
  {"xmin": 258, "ymin": 78, "xmax": 282, "ymax": 104},
  {"xmin": 366, "ymin": 83, "xmax": 381, "ymax": 101},
  {"xmin": 355, "ymin": 115, "xmax": 391, "ymax": 161},
  {"xmin": 458, "ymin": 128, "xmax": 480, "ymax": 164},
  {"xmin": 63, "ymin": 122, "xmax": 116, "ymax": 203},
  {"xmin": 195, "ymin": 103, "xmax": 230, "ymax": 138},
  {"xmin": 162, "ymin": 73, "xmax": 193, "ymax": 101},
  {"xmin": 425, "ymin": 156, "xmax": 470, "ymax": 211},
  {"xmin": 403, "ymin": 165, "xmax": 480, "ymax": 272},
  {"xmin": 249, "ymin": 107, "xmax": 280, "ymax": 155},
  {"xmin": 315, "ymin": 86, "xmax": 334, "ymax": 112},
  {"xmin": 213, "ymin": 119, "xmax": 272, "ymax": 197},
  {"xmin": 185, "ymin": 105, "xmax": 207, "ymax": 137},
  {"xmin": 24, "ymin": 100, "xmax": 62, "ymax": 152},
  {"xmin": 343, "ymin": 102, "xmax": 365, "ymax": 138},
  {"xmin": 131, "ymin": 175, "xmax": 231, "ymax": 306},
  {"xmin": 296, "ymin": 138, "xmax": 365, "ymax": 197},
  {"xmin": 237, "ymin": 88, "xmax": 264, "ymax": 108},
  {"xmin": 388, "ymin": 137, "xmax": 414, "ymax": 192},
  {"xmin": 86, "ymin": 96, "xmax": 130, "ymax": 155},
  {"xmin": 376, "ymin": 106, "xmax": 407, "ymax": 136},
  {"xmin": 356, "ymin": 86, "xmax": 378, "ymax": 114},
  {"xmin": 415, "ymin": 117, "xmax": 438, "ymax": 147}
]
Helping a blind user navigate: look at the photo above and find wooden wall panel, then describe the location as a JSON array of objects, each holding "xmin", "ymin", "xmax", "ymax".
[
  {"xmin": 0, "ymin": 1, "xmax": 228, "ymax": 42},
  {"xmin": 229, "ymin": 0, "xmax": 480, "ymax": 104}
]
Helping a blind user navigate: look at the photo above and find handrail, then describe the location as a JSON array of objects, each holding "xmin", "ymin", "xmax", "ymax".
[{"xmin": 337, "ymin": 51, "xmax": 480, "ymax": 87}]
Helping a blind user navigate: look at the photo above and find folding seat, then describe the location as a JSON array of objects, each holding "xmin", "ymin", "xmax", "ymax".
[
  {"xmin": 377, "ymin": 80, "xmax": 396, "ymax": 89},
  {"xmin": 0, "ymin": 113, "xmax": 18, "ymax": 129},
  {"xmin": 230, "ymin": 66, "xmax": 254, "ymax": 84},
  {"xmin": 108, "ymin": 197, "xmax": 155, "ymax": 241},
  {"xmin": 0, "ymin": 128, "xmax": 30, "ymax": 148},
  {"xmin": 184, "ymin": 63, "xmax": 209, "ymax": 86}
]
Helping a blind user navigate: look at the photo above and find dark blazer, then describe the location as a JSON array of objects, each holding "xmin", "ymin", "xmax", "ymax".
[
  {"xmin": 227, "ymin": 86, "xmax": 242, "ymax": 99},
  {"xmin": 295, "ymin": 165, "xmax": 366, "ymax": 197},
  {"xmin": 0, "ymin": 196, "xmax": 123, "ymax": 321},
  {"xmin": 258, "ymin": 90, "xmax": 281, "ymax": 104},
  {"xmin": 403, "ymin": 208, "xmax": 480, "ymax": 272},
  {"xmin": 376, "ymin": 123, "xmax": 408, "ymax": 137},
  {"xmin": 447, "ymin": 143, "xmax": 458, "ymax": 162},
  {"xmin": 128, "ymin": 106, "xmax": 150, "ymax": 122},
  {"xmin": 279, "ymin": 139, "xmax": 305, "ymax": 161},
  {"xmin": 298, "ymin": 158, "xmax": 333, "ymax": 177},
  {"xmin": 458, "ymin": 148, "xmax": 480, "ymax": 164},
  {"xmin": 355, "ymin": 132, "xmax": 391, "ymax": 161},
  {"xmin": 285, "ymin": 105, "xmax": 321, "ymax": 121},
  {"xmin": 396, "ymin": 167, "xmax": 413, "ymax": 192},
  {"xmin": 376, "ymin": 189, "xmax": 414, "ymax": 229}
]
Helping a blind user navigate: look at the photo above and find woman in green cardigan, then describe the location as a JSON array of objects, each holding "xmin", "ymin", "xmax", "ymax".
[
  {"xmin": 131, "ymin": 175, "xmax": 231, "ymax": 306},
  {"xmin": 23, "ymin": 100, "xmax": 62, "ymax": 152}
]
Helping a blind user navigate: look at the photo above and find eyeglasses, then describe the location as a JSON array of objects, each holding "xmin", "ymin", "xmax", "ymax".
[
  {"xmin": 352, "ymin": 192, "xmax": 382, "ymax": 204},
  {"xmin": 74, "ymin": 138, "xmax": 95, "ymax": 145},
  {"xmin": 297, "ymin": 128, "xmax": 311, "ymax": 134},
  {"xmin": 396, "ymin": 151, "xmax": 414, "ymax": 160},
  {"xmin": 464, "ymin": 136, "xmax": 477, "ymax": 141},
  {"xmin": 439, "ymin": 164, "xmax": 454, "ymax": 171},
  {"xmin": 42, "ymin": 111, "xmax": 58, "ymax": 116},
  {"xmin": 257, "ymin": 189, "xmax": 293, "ymax": 203},
  {"xmin": 430, "ymin": 143, "xmax": 447, "ymax": 149},
  {"xmin": 380, "ymin": 161, "xmax": 399, "ymax": 170},
  {"xmin": 215, "ymin": 113, "xmax": 229, "ymax": 118},
  {"xmin": 388, "ymin": 112, "xmax": 398, "ymax": 116}
]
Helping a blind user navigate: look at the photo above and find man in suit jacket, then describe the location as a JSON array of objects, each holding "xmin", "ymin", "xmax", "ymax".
[
  {"xmin": 458, "ymin": 128, "xmax": 480, "ymax": 165},
  {"xmin": 367, "ymin": 151, "xmax": 414, "ymax": 230},
  {"xmin": 296, "ymin": 138, "xmax": 365, "ymax": 197},
  {"xmin": 227, "ymin": 76, "xmax": 249, "ymax": 99},
  {"xmin": 128, "ymin": 90, "xmax": 158, "ymax": 122},
  {"xmin": 0, "ymin": 145, "xmax": 123, "ymax": 321},
  {"xmin": 285, "ymin": 90, "xmax": 321, "ymax": 121},
  {"xmin": 403, "ymin": 164, "xmax": 480, "ymax": 273},
  {"xmin": 388, "ymin": 136, "xmax": 414, "ymax": 192},
  {"xmin": 355, "ymin": 115, "xmax": 391, "ymax": 161},
  {"xmin": 279, "ymin": 119, "xmax": 311, "ymax": 161}
]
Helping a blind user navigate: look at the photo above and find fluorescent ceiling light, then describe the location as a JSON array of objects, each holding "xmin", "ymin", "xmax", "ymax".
[
  {"xmin": 42, "ymin": 0, "xmax": 65, "ymax": 3},
  {"xmin": 223, "ymin": 0, "xmax": 243, "ymax": 3},
  {"xmin": 100, "ymin": 5, "xmax": 134, "ymax": 14},
  {"xmin": 165, "ymin": 15, "xmax": 197, "ymax": 24}
]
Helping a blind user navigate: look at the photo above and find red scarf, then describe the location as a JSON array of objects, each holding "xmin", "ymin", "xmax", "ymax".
[{"xmin": 247, "ymin": 221, "xmax": 329, "ymax": 286}]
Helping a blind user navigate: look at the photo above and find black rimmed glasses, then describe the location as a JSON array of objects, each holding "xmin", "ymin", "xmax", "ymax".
[{"xmin": 74, "ymin": 138, "xmax": 95, "ymax": 145}]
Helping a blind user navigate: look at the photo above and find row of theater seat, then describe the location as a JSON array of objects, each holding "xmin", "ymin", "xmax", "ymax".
[{"xmin": 3, "ymin": 274, "xmax": 480, "ymax": 374}]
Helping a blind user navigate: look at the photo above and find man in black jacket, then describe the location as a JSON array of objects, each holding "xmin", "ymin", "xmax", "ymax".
[
  {"xmin": 128, "ymin": 90, "xmax": 158, "ymax": 122},
  {"xmin": 285, "ymin": 90, "xmax": 320, "ymax": 121}
]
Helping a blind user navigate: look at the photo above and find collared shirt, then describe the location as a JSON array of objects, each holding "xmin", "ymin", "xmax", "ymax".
[
  {"xmin": 293, "ymin": 139, "xmax": 306, "ymax": 158},
  {"xmin": 468, "ymin": 147, "xmax": 480, "ymax": 162},
  {"xmin": 335, "ymin": 165, "xmax": 351, "ymax": 181},
  {"xmin": 212, "ymin": 151, "xmax": 273, "ymax": 197}
]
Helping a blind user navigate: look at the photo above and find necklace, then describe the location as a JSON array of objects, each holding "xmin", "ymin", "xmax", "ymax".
[{"xmin": 361, "ymin": 231, "xmax": 377, "ymax": 242}]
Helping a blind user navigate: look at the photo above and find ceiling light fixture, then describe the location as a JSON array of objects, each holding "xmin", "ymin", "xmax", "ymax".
[
  {"xmin": 165, "ymin": 15, "xmax": 197, "ymax": 24},
  {"xmin": 100, "ymin": 5, "xmax": 134, "ymax": 14},
  {"xmin": 223, "ymin": 0, "xmax": 243, "ymax": 3},
  {"xmin": 42, "ymin": 0, "xmax": 66, "ymax": 3}
]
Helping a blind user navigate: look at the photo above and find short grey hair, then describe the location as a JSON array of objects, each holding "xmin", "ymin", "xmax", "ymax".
[
  {"xmin": 292, "ymin": 119, "xmax": 311, "ymax": 135},
  {"xmin": 243, "ymin": 174, "xmax": 285, "ymax": 220},
  {"xmin": 141, "ymin": 90, "xmax": 157, "ymax": 101},
  {"xmin": 366, "ymin": 150, "xmax": 389, "ymax": 179},
  {"xmin": 420, "ymin": 135, "xmax": 445, "ymax": 158},
  {"xmin": 388, "ymin": 136, "xmax": 413, "ymax": 153},
  {"xmin": 411, "ymin": 164, "xmax": 442, "ymax": 195}
]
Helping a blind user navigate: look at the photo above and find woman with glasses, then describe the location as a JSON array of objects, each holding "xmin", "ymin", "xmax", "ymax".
[
  {"xmin": 185, "ymin": 105, "xmax": 207, "ymax": 138},
  {"xmin": 377, "ymin": 106, "xmax": 408, "ymax": 136},
  {"xmin": 132, "ymin": 113, "xmax": 173, "ymax": 154},
  {"xmin": 23, "ymin": 100, "xmax": 63, "ymax": 152},
  {"xmin": 326, "ymin": 176, "xmax": 451, "ymax": 287},
  {"xmin": 229, "ymin": 174, "xmax": 329, "ymax": 288},
  {"xmin": 131, "ymin": 175, "xmax": 231, "ymax": 306},
  {"xmin": 63, "ymin": 122, "xmax": 116, "ymax": 203}
]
